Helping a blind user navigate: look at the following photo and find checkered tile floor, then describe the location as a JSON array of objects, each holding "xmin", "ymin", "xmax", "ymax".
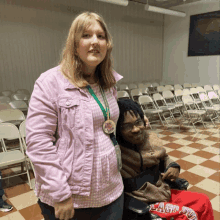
[{"xmin": 0, "ymin": 119, "xmax": 219, "ymax": 220}]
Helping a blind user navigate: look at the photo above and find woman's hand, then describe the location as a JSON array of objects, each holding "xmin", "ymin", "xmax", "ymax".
[
  {"xmin": 54, "ymin": 197, "xmax": 75, "ymax": 220},
  {"xmin": 161, "ymin": 167, "xmax": 180, "ymax": 181}
]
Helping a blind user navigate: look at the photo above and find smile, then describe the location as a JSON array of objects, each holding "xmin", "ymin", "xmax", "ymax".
[{"xmin": 89, "ymin": 50, "xmax": 100, "ymax": 53}]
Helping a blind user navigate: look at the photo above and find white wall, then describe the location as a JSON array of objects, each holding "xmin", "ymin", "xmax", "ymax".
[
  {"xmin": 162, "ymin": 0, "xmax": 220, "ymax": 85},
  {"xmin": 0, "ymin": 0, "xmax": 164, "ymax": 94}
]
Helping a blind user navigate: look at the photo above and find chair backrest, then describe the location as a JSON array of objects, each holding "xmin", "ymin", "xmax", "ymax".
[
  {"xmin": 189, "ymin": 88, "xmax": 198, "ymax": 94},
  {"xmin": 138, "ymin": 95, "xmax": 153, "ymax": 104},
  {"xmin": 120, "ymin": 84, "xmax": 129, "ymax": 91},
  {"xmin": 191, "ymin": 83, "xmax": 199, "ymax": 88},
  {"xmin": 1, "ymin": 90, "xmax": 13, "ymax": 97},
  {"xmin": 9, "ymin": 100, "xmax": 28, "ymax": 109},
  {"xmin": 174, "ymin": 84, "xmax": 183, "ymax": 90},
  {"xmin": 182, "ymin": 89, "xmax": 190, "ymax": 95},
  {"xmin": 0, "ymin": 103, "xmax": 12, "ymax": 111},
  {"xmin": 117, "ymin": 91, "xmax": 130, "ymax": 99},
  {"xmin": 153, "ymin": 93, "xmax": 164, "ymax": 101},
  {"xmin": 15, "ymin": 89, "xmax": 30, "ymax": 95},
  {"xmin": 0, "ymin": 96, "xmax": 11, "ymax": 103},
  {"xmin": 203, "ymin": 85, "xmax": 213, "ymax": 91},
  {"xmin": 0, "ymin": 123, "xmax": 24, "ymax": 153},
  {"xmin": 213, "ymin": 84, "xmax": 220, "ymax": 91},
  {"xmin": 183, "ymin": 83, "xmax": 192, "ymax": 88},
  {"xmin": 157, "ymin": 86, "xmax": 165, "ymax": 92},
  {"xmin": 174, "ymin": 89, "xmax": 183, "ymax": 97},
  {"xmin": 162, "ymin": 90, "xmax": 174, "ymax": 99},
  {"xmin": 0, "ymin": 109, "xmax": 25, "ymax": 123},
  {"xmin": 152, "ymin": 82, "xmax": 159, "ymax": 87},
  {"xmin": 130, "ymin": 89, "xmax": 142, "ymax": 97},
  {"xmin": 137, "ymin": 83, "xmax": 144, "ymax": 88},
  {"xmin": 164, "ymin": 85, "xmax": 174, "ymax": 91},
  {"xmin": 196, "ymin": 87, "xmax": 206, "ymax": 93},
  {"xmin": 11, "ymin": 93, "xmax": 30, "ymax": 101},
  {"xmin": 19, "ymin": 120, "xmax": 26, "ymax": 138},
  {"xmin": 182, "ymin": 95, "xmax": 194, "ymax": 104},
  {"xmin": 140, "ymin": 87, "xmax": 149, "ymax": 95},
  {"xmin": 128, "ymin": 83, "xmax": 138, "ymax": 90},
  {"xmin": 207, "ymin": 91, "xmax": 219, "ymax": 100}
]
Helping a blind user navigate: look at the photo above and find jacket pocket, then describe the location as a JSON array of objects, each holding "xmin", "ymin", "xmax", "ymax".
[{"xmin": 58, "ymin": 97, "xmax": 80, "ymax": 129}]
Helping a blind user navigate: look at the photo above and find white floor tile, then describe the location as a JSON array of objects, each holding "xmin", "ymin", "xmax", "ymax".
[
  {"xmin": 9, "ymin": 191, "xmax": 38, "ymax": 211},
  {"xmin": 195, "ymin": 179, "xmax": 220, "ymax": 195},
  {"xmin": 169, "ymin": 133, "xmax": 188, "ymax": 139},
  {"xmin": 172, "ymin": 139, "xmax": 192, "ymax": 146},
  {"xmin": 202, "ymin": 146, "xmax": 220, "ymax": 154},
  {"xmin": 209, "ymin": 155, "xmax": 220, "ymax": 163},
  {"xmin": 181, "ymin": 155, "xmax": 207, "ymax": 164},
  {"xmin": 196, "ymin": 140, "xmax": 217, "ymax": 147},
  {"xmin": 188, "ymin": 165, "xmax": 216, "ymax": 178},
  {"xmin": 211, "ymin": 196, "xmax": 220, "ymax": 212},
  {"xmin": 177, "ymin": 146, "xmax": 199, "ymax": 154}
]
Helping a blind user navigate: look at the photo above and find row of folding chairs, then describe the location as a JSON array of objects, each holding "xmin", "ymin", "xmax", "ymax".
[
  {"xmin": 0, "ymin": 93, "xmax": 30, "ymax": 104},
  {"xmin": 1, "ymin": 89, "xmax": 30, "ymax": 97},
  {"xmin": 0, "ymin": 117, "xmax": 34, "ymax": 190},
  {"xmin": 117, "ymin": 89, "xmax": 220, "ymax": 132},
  {"xmin": 117, "ymin": 83, "xmax": 220, "ymax": 95},
  {"xmin": 0, "ymin": 100, "xmax": 28, "ymax": 114}
]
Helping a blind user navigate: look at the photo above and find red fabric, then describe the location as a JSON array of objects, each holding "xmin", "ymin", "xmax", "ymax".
[{"xmin": 149, "ymin": 189, "xmax": 214, "ymax": 220}]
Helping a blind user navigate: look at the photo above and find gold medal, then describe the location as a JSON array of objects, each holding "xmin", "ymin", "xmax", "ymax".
[{"xmin": 103, "ymin": 119, "xmax": 116, "ymax": 134}]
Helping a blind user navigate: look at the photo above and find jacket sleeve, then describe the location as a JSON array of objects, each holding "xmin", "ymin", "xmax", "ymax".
[{"xmin": 26, "ymin": 79, "xmax": 72, "ymax": 203}]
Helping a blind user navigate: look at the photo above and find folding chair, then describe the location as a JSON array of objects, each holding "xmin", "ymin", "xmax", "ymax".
[
  {"xmin": 120, "ymin": 84, "xmax": 129, "ymax": 91},
  {"xmin": 15, "ymin": 89, "xmax": 30, "ymax": 96},
  {"xmin": 174, "ymin": 84, "xmax": 183, "ymax": 90},
  {"xmin": 0, "ymin": 109, "xmax": 25, "ymax": 126},
  {"xmin": 0, "ymin": 103, "xmax": 12, "ymax": 111},
  {"xmin": 164, "ymin": 85, "xmax": 174, "ymax": 92},
  {"xmin": 198, "ymin": 92, "xmax": 220, "ymax": 127},
  {"xmin": 189, "ymin": 88, "xmax": 202, "ymax": 105},
  {"xmin": 137, "ymin": 83, "xmax": 145, "ymax": 88},
  {"xmin": 19, "ymin": 120, "xmax": 36, "ymax": 181},
  {"xmin": 11, "ymin": 93, "xmax": 30, "ymax": 101},
  {"xmin": 203, "ymin": 85, "xmax": 213, "ymax": 93},
  {"xmin": 191, "ymin": 83, "xmax": 199, "ymax": 88},
  {"xmin": 213, "ymin": 84, "xmax": 220, "ymax": 92},
  {"xmin": 9, "ymin": 100, "xmax": 28, "ymax": 112},
  {"xmin": 182, "ymin": 95, "xmax": 207, "ymax": 132},
  {"xmin": 183, "ymin": 83, "xmax": 192, "ymax": 89},
  {"xmin": 0, "ymin": 96, "xmax": 10, "ymax": 103},
  {"xmin": 117, "ymin": 91, "xmax": 130, "ymax": 100},
  {"xmin": 162, "ymin": 90, "xmax": 183, "ymax": 117},
  {"xmin": 140, "ymin": 87, "xmax": 149, "ymax": 95},
  {"xmin": 130, "ymin": 89, "xmax": 143, "ymax": 103},
  {"xmin": 146, "ymin": 84, "xmax": 155, "ymax": 96},
  {"xmin": 138, "ymin": 95, "xmax": 165, "ymax": 129},
  {"xmin": 0, "ymin": 123, "xmax": 32, "ymax": 189},
  {"xmin": 207, "ymin": 91, "xmax": 220, "ymax": 108},
  {"xmin": 128, "ymin": 83, "xmax": 138, "ymax": 90},
  {"xmin": 174, "ymin": 89, "xmax": 184, "ymax": 104},
  {"xmin": 1, "ymin": 90, "xmax": 13, "ymax": 97},
  {"xmin": 153, "ymin": 93, "xmax": 177, "ymax": 126},
  {"xmin": 157, "ymin": 86, "xmax": 165, "ymax": 94}
]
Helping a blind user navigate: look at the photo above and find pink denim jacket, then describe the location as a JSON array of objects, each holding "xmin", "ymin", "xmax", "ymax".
[{"xmin": 26, "ymin": 66, "xmax": 123, "ymax": 203}]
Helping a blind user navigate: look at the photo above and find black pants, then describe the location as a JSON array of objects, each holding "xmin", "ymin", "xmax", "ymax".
[
  {"xmin": 38, "ymin": 192, "xmax": 124, "ymax": 220},
  {"xmin": 0, "ymin": 170, "xmax": 5, "ymax": 206}
]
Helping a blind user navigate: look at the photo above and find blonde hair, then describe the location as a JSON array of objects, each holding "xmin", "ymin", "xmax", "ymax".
[{"xmin": 59, "ymin": 12, "xmax": 116, "ymax": 89}]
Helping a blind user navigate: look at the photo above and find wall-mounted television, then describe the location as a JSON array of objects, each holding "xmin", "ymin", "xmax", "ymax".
[{"xmin": 188, "ymin": 10, "xmax": 220, "ymax": 56}]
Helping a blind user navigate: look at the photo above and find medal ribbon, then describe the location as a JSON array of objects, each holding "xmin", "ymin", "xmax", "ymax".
[{"xmin": 86, "ymin": 85, "xmax": 118, "ymax": 146}]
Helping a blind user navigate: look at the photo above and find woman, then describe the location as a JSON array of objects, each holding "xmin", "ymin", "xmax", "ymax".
[
  {"xmin": 26, "ymin": 12, "xmax": 124, "ymax": 220},
  {"xmin": 116, "ymin": 99, "xmax": 214, "ymax": 220}
]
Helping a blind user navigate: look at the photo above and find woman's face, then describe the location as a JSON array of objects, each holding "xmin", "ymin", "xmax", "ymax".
[{"xmin": 76, "ymin": 19, "xmax": 107, "ymax": 75}]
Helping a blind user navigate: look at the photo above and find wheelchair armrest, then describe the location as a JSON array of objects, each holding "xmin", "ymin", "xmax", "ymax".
[{"xmin": 124, "ymin": 193, "xmax": 150, "ymax": 215}]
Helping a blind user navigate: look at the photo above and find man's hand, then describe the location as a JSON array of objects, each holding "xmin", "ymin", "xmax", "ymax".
[
  {"xmin": 161, "ymin": 167, "xmax": 180, "ymax": 181},
  {"xmin": 54, "ymin": 197, "xmax": 74, "ymax": 220},
  {"xmin": 144, "ymin": 115, "xmax": 149, "ymax": 127}
]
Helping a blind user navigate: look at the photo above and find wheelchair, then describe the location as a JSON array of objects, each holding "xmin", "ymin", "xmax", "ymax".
[{"xmin": 122, "ymin": 164, "xmax": 189, "ymax": 220}]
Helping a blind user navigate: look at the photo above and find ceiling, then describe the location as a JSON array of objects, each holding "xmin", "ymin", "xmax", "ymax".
[{"xmin": 130, "ymin": 0, "xmax": 203, "ymax": 8}]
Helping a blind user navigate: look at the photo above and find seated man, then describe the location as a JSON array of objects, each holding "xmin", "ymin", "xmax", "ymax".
[{"xmin": 116, "ymin": 99, "xmax": 214, "ymax": 220}]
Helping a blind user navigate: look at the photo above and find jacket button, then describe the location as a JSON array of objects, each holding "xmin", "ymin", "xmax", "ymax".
[{"xmin": 66, "ymin": 101, "xmax": 70, "ymax": 106}]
